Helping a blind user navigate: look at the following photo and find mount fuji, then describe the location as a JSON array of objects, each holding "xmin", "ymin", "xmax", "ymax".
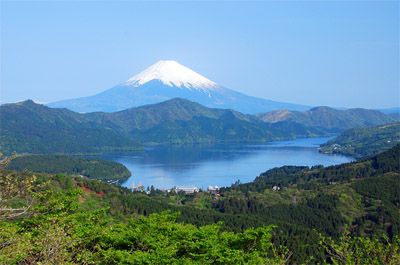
[{"xmin": 48, "ymin": 60, "xmax": 311, "ymax": 114}]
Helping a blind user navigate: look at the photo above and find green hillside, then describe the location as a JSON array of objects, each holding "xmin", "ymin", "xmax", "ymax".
[
  {"xmin": 319, "ymin": 123, "xmax": 400, "ymax": 158},
  {"xmin": 256, "ymin": 106, "xmax": 396, "ymax": 132},
  {"xmin": 85, "ymin": 98, "xmax": 328, "ymax": 144},
  {"xmin": 0, "ymin": 100, "xmax": 143, "ymax": 155},
  {"xmin": 7, "ymin": 154, "xmax": 131, "ymax": 183}
]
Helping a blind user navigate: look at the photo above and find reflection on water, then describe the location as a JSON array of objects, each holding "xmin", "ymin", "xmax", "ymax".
[{"xmin": 92, "ymin": 137, "xmax": 353, "ymax": 190}]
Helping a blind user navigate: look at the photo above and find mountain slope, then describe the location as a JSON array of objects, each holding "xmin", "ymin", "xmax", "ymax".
[
  {"xmin": 319, "ymin": 123, "xmax": 400, "ymax": 159},
  {"xmin": 84, "ymin": 98, "xmax": 326, "ymax": 144},
  {"xmin": 0, "ymin": 100, "xmax": 142, "ymax": 155},
  {"xmin": 256, "ymin": 106, "xmax": 396, "ymax": 132},
  {"xmin": 48, "ymin": 60, "xmax": 311, "ymax": 114},
  {"xmin": 100, "ymin": 97, "xmax": 255, "ymax": 131}
]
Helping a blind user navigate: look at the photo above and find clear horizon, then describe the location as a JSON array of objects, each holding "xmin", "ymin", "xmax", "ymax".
[{"xmin": 1, "ymin": 1, "xmax": 399, "ymax": 109}]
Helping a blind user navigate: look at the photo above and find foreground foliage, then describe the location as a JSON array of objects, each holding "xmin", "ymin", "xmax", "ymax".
[
  {"xmin": 0, "ymin": 174, "xmax": 288, "ymax": 264},
  {"xmin": 319, "ymin": 231, "xmax": 400, "ymax": 265},
  {"xmin": 1, "ymin": 173, "xmax": 398, "ymax": 264}
]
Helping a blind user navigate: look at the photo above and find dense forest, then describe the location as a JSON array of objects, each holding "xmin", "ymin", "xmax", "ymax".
[
  {"xmin": 0, "ymin": 100, "xmax": 143, "ymax": 155},
  {"xmin": 1, "ymin": 145, "xmax": 399, "ymax": 264},
  {"xmin": 7, "ymin": 154, "xmax": 131, "ymax": 183},
  {"xmin": 319, "ymin": 122, "xmax": 400, "ymax": 158}
]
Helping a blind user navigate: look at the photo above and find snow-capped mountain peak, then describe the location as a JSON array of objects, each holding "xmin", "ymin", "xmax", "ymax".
[
  {"xmin": 123, "ymin": 60, "xmax": 218, "ymax": 91},
  {"xmin": 48, "ymin": 60, "xmax": 311, "ymax": 114}
]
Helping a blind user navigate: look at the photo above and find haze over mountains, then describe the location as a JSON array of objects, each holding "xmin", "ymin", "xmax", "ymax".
[
  {"xmin": 255, "ymin": 107, "xmax": 396, "ymax": 132},
  {"xmin": 1, "ymin": 98, "xmax": 396, "ymax": 155},
  {"xmin": 48, "ymin": 60, "xmax": 311, "ymax": 114}
]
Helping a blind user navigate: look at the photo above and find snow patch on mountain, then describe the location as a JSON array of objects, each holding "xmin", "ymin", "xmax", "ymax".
[{"xmin": 123, "ymin": 60, "xmax": 218, "ymax": 94}]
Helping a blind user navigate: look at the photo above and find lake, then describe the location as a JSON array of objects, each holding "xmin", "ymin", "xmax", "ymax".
[{"xmin": 94, "ymin": 137, "xmax": 354, "ymax": 190}]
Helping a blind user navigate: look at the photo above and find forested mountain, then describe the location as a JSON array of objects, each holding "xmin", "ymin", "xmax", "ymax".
[
  {"xmin": 320, "ymin": 123, "xmax": 400, "ymax": 159},
  {"xmin": 0, "ymin": 100, "xmax": 142, "ymax": 155},
  {"xmin": 95, "ymin": 98, "xmax": 325, "ymax": 144},
  {"xmin": 1, "ymin": 99, "xmax": 395, "ymax": 155},
  {"xmin": 1, "ymin": 145, "xmax": 398, "ymax": 263},
  {"xmin": 7, "ymin": 154, "xmax": 131, "ymax": 183},
  {"xmin": 256, "ymin": 106, "xmax": 396, "ymax": 132},
  {"xmin": 0, "ymin": 99, "xmax": 324, "ymax": 155}
]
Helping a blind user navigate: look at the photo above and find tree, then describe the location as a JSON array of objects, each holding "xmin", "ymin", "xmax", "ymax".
[
  {"xmin": 319, "ymin": 230, "xmax": 400, "ymax": 264},
  {"xmin": 0, "ymin": 171, "xmax": 38, "ymax": 220},
  {"xmin": 0, "ymin": 186, "xmax": 106, "ymax": 264}
]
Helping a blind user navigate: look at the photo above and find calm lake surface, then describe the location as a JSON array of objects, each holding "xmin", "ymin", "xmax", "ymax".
[{"xmin": 94, "ymin": 137, "xmax": 354, "ymax": 190}]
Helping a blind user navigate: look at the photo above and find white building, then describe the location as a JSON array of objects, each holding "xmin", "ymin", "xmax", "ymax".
[
  {"xmin": 174, "ymin": 186, "xmax": 198, "ymax": 194},
  {"xmin": 207, "ymin": 186, "xmax": 220, "ymax": 195}
]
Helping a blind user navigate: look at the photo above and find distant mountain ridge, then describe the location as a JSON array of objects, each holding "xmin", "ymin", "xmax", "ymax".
[
  {"xmin": 375, "ymin": 107, "xmax": 400, "ymax": 114},
  {"xmin": 255, "ymin": 106, "xmax": 396, "ymax": 132},
  {"xmin": 48, "ymin": 60, "xmax": 311, "ymax": 114},
  {"xmin": 1, "ymin": 98, "xmax": 396, "ymax": 155}
]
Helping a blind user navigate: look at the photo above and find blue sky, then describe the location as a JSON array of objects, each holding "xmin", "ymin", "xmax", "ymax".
[{"xmin": 1, "ymin": 1, "xmax": 399, "ymax": 109}]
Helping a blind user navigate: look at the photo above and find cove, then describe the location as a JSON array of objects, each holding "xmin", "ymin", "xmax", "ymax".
[{"xmin": 94, "ymin": 137, "xmax": 354, "ymax": 190}]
